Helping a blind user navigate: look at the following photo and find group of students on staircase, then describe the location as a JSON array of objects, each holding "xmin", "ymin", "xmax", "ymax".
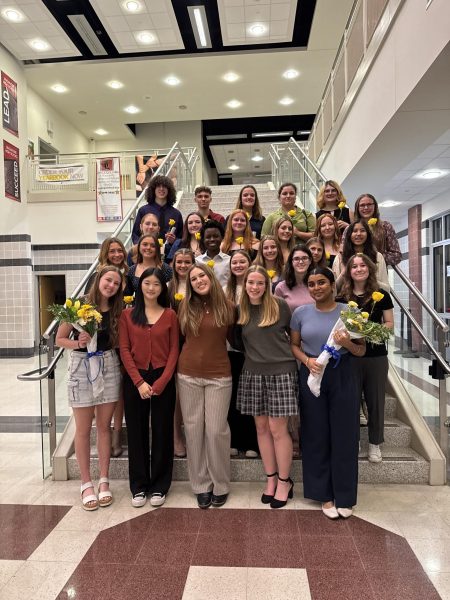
[{"xmin": 56, "ymin": 175, "xmax": 399, "ymax": 519}]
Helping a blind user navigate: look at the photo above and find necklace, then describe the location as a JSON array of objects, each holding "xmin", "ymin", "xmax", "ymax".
[{"xmin": 203, "ymin": 301, "xmax": 210, "ymax": 314}]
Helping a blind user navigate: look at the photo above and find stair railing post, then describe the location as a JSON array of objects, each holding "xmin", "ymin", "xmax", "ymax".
[
  {"xmin": 47, "ymin": 333, "xmax": 57, "ymax": 461},
  {"xmin": 437, "ymin": 328, "xmax": 449, "ymax": 463}
]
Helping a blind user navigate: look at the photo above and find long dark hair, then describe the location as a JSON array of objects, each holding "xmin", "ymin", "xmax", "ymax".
[
  {"xmin": 342, "ymin": 220, "xmax": 377, "ymax": 265},
  {"xmin": 340, "ymin": 253, "xmax": 379, "ymax": 304},
  {"xmin": 284, "ymin": 244, "xmax": 313, "ymax": 290},
  {"xmin": 131, "ymin": 268, "xmax": 169, "ymax": 326},
  {"xmin": 136, "ymin": 233, "xmax": 162, "ymax": 266},
  {"xmin": 145, "ymin": 174, "xmax": 177, "ymax": 205},
  {"xmin": 180, "ymin": 212, "xmax": 205, "ymax": 247},
  {"xmin": 235, "ymin": 185, "xmax": 263, "ymax": 220}
]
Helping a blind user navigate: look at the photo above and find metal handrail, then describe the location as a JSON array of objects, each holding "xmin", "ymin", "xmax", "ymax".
[
  {"xmin": 42, "ymin": 141, "xmax": 184, "ymax": 340},
  {"xmin": 17, "ymin": 347, "xmax": 65, "ymax": 381},
  {"xmin": 29, "ymin": 146, "xmax": 195, "ymax": 160},
  {"xmin": 390, "ymin": 290, "xmax": 450, "ymax": 375},
  {"xmin": 392, "ymin": 264, "xmax": 449, "ymax": 333}
]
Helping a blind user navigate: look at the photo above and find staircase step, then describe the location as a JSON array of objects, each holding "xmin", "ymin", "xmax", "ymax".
[
  {"xmin": 359, "ymin": 418, "xmax": 411, "ymax": 447},
  {"xmin": 67, "ymin": 445, "xmax": 428, "ymax": 484}
]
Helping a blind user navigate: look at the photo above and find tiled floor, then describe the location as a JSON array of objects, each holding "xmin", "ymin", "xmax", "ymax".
[{"xmin": 1, "ymin": 354, "xmax": 450, "ymax": 599}]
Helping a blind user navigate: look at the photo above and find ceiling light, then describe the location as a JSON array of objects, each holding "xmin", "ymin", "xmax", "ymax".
[
  {"xmin": 252, "ymin": 131, "xmax": 292, "ymax": 138},
  {"xmin": 248, "ymin": 23, "xmax": 267, "ymax": 36},
  {"xmin": 297, "ymin": 130, "xmax": 311, "ymax": 135},
  {"xmin": 1, "ymin": 8, "xmax": 25, "ymax": 22},
  {"xmin": 124, "ymin": 105, "xmax": 140, "ymax": 114},
  {"xmin": 418, "ymin": 170, "xmax": 445, "ymax": 180},
  {"xmin": 28, "ymin": 39, "xmax": 50, "ymax": 51},
  {"xmin": 226, "ymin": 99, "xmax": 242, "ymax": 109},
  {"xmin": 164, "ymin": 76, "xmax": 181, "ymax": 86},
  {"xmin": 252, "ymin": 155, "xmax": 263, "ymax": 162},
  {"xmin": 229, "ymin": 164, "xmax": 240, "ymax": 171},
  {"xmin": 108, "ymin": 80, "xmax": 123, "ymax": 89},
  {"xmin": 51, "ymin": 84, "xmax": 67, "ymax": 94},
  {"xmin": 187, "ymin": 5, "xmax": 211, "ymax": 49},
  {"xmin": 136, "ymin": 31, "xmax": 155, "ymax": 44},
  {"xmin": 283, "ymin": 69, "xmax": 299, "ymax": 80},
  {"xmin": 279, "ymin": 97, "xmax": 294, "ymax": 106},
  {"xmin": 223, "ymin": 72, "xmax": 240, "ymax": 83},
  {"xmin": 193, "ymin": 7, "xmax": 207, "ymax": 47},
  {"xmin": 124, "ymin": 1, "xmax": 141, "ymax": 12},
  {"xmin": 94, "ymin": 129, "xmax": 108, "ymax": 136},
  {"xmin": 378, "ymin": 200, "xmax": 401, "ymax": 208}
]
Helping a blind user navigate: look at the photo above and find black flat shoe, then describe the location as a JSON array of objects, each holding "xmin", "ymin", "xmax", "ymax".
[
  {"xmin": 270, "ymin": 476, "xmax": 294, "ymax": 509},
  {"xmin": 261, "ymin": 472, "xmax": 278, "ymax": 504},
  {"xmin": 211, "ymin": 493, "xmax": 228, "ymax": 507},
  {"xmin": 197, "ymin": 492, "xmax": 212, "ymax": 509}
]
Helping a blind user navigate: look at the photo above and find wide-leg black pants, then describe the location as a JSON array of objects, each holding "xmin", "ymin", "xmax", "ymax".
[
  {"xmin": 299, "ymin": 354, "xmax": 359, "ymax": 508},
  {"xmin": 124, "ymin": 367, "xmax": 176, "ymax": 496}
]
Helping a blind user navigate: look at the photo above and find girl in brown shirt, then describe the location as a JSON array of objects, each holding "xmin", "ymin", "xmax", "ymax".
[{"xmin": 177, "ymin": 264, "xmax": 235, "ymax": 509}]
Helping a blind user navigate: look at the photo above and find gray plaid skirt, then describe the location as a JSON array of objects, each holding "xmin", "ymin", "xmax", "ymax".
[{"xmin": 237, "ymin": 369, "xmax": 299, "ymax": 417}]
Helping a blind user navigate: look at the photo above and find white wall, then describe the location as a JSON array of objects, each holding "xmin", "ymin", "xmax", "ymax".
[
  {"xmin": 320, "ymin": 0, "xmax": 450, "ymax": 184},
  {"xmin": 0, "ymin": 45, "xmax": 29, "ymax": 234}
]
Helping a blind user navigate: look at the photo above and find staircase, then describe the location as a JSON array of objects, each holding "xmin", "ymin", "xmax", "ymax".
[
  {"xmin": 66, "ymin": 390, "xmax": 429, "ymax": 484},
  {"xmin": 176, "ymin": 183, "xmax": 279, "ymax": 217}
]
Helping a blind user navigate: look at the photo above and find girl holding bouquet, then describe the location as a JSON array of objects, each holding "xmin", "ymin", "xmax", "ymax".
[
  {"xmin": 290, "ymin": 267, "xmax": 365, "ymax": 519},
  {"xmin": 338, "ymin": 254, "xmax": 394, "ymax": 463},
  {"xmin": 55, "ymin": 266, "xmax": 124, "ymax": 510}
]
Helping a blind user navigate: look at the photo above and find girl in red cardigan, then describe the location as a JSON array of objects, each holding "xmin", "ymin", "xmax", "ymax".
[{"xmin": 119, "ymin": 267, "xmax": 179, "ymax": 508}]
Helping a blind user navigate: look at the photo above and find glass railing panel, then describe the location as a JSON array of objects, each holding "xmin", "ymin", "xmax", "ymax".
[
  {"xmin": 346, "ymin": 0, "xmax": 365, "ymax": 89},
  {"xmin": 333, "ymin": 49, "xmax": 346, "ymax": 121}
]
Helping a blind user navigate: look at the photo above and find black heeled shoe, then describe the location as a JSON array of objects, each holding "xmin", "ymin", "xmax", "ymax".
[
  {"xmin": 261, "ymin": 472, "xmax": 278, "ymax": 504},
  {"xmin": 270, "ymin": 476, "xmax": 294, "ymax": 509}
]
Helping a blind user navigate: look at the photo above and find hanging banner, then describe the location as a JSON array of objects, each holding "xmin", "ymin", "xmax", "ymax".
[
  {"xmin": 96, "ymin": 157, "xmax": 123, "ymax": 222},
  {"xmin": 2, "ymin": 72, "xmax": 18, "ymax": 137},
  {"xmin": 37, "ymin": 163, "xmax": 88, "ymax": 184},
  {"xmin": 3, "ymin": 141, "xmax": 20, "ymax": 202}
]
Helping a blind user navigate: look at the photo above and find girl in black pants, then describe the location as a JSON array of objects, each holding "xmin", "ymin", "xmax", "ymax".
[{"xmin": 119, "ymin": 268, "xmax": 179, "ymax": 508}]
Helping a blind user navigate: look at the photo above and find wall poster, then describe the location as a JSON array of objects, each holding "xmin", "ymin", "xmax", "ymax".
[
  {"xmin": 2, "ymin": 72, "xmax": 18, "ymax": 137},
  {"xmin": 96, "ymin": 157, "xmax": 123, "ymax": 222},
  {"xmin": 3, "ymin": 140, "xmax": 20, "ymax": 202}
]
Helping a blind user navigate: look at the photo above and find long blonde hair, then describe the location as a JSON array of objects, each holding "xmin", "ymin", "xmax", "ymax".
[
  {"xmin": 238, "ymin": 265, "xmax": 280, "ymax": 327},
  {"xmin": 222, "ymin": 209, "xmax": 254, "ymax": 254},
  {"xmin": 178, "ymin": 263, "xmax": 234, "ymax": 337}
]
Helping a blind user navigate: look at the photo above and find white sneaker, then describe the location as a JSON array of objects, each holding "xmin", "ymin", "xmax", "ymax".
[
  {"xmin": 360, "ymin": 407, "xmax": 368, "ymax": 426},
  {"xmin": 368, "ymin": 443, "xmax": 382, "ymax": 463},
  {"xmin": 230, "ymin": 448, "xmax": 239, "ymax": 457},
  {"xmin": 245, "ymin": 450, "xmax": 259, "ymax": 458},
  {"xmin": 150, "ymin": 493, "xmax": 166, "ymax": 507},
  {"xmin": 132, "ymin": 492, "xmax": 147, "ymax": 507}
]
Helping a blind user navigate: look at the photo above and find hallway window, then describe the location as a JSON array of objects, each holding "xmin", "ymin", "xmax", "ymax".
[{"xmin": 432, "ymin": 214, "xmax": 450, "ymax": 315}]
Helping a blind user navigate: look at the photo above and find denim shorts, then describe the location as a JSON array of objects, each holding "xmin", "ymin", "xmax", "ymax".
[{"xmin": 67, "ymin": 349, "xmax": 122, "ymax": 408}]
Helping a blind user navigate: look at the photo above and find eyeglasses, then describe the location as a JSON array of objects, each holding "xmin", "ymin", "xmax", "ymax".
[
  {"xmin": 292, "ymin": 256, "xmax": 311, "ymax": 263},
  {"xmin": 359, "ymin": 203, "xmax": 374, "ymax": 209}
]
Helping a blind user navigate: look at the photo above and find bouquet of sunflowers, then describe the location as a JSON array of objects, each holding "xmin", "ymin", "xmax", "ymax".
[
  {"xmin": 49, "ymin": 297, "xmax": 105, "ymax": 395},
  {"xmin": 48, "ymin": 297, "xmax": 102, "ymax": 335},
  {"xmin": 307, "ymin": 295, "xmax": 392, "ymax": 397}
]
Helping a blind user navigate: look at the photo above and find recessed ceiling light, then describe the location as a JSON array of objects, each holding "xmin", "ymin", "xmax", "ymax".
[
  {"xmin": 28, "ymin": 39, "xmax": 50, "ymax": 51},
  {"xmin": 136, "ymin": 31, "xmax": 155, "ymax": 44},
  {"xmin": 229, "ymin": 164, "xmax": 240, "ymax": 171},
  {"xmin": 124, "ymin": 105, "xmax": 140, "ymax": 114},
  {"xmin": 178, "ymin": 105, "xmax": 187, "ymax": 110},
  {"xmin": 378, "ymin": 200, "xmax": 401, "ymax": 208},
  {"xmin": 283, "ymin": 69, "xmax": 299, "ymax": 80},
  {"xmin": 1, "ymin": 8, "xmax": 25, "ymax": 22},
  {"xmin": 51, "ymin": 84, "xmax": 67, "ymax": 94},
  {"xmin": 279, "ymin": 97, "xmax": 294, "ymax": 106},
  {"xmin": 418, "ymin": 170, "xmax": 445, "ymax": 180},
  {"xmin": 226, "ymin": 99, "xmax": 242, "ymax": 109},
  {"xmin": 164, "ymin": 76, "xmax": 181, "ymax": 86},
  {"xmin": 124, "ymin": 1, "xmax": 141, "ymax": 12},
  {"xmin": 252, "ymin": 155, "xmax": 263, "ymax": 162},
  {"xmin": 108, "ymin": 80, "xmax": 123, "ymax": 89},
  {"xmin": 223, "ymin": 72, "xmax": 240, "ymax": 83},
  {"xmin": 248, "ymin": 23, "xmax": 267, "ymax": 36},
  {"xmin": 94, "ymin": 128, "xmax": 108, "ymax": 136}
]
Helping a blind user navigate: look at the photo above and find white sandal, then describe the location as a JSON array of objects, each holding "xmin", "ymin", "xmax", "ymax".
[
  {"xmin": 81, "ymin": 481, "xmax": 98, "ymax": 511},
  {"xmin": 98, "ymin": 477, "xmax": 113, "ymax": 507}
]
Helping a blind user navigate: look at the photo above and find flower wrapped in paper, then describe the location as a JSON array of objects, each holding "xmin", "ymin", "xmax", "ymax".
[
  {"xmin": 307, "ymin": 302, "xmax": 392, "ymax": 397},
  {"xmin": 48, "ymin": 297, "xmax": 105, "ymax": 397}
]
